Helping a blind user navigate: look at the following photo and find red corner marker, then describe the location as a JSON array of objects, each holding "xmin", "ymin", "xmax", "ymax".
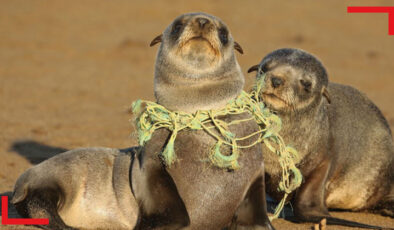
[
  {"xmin": 1, "ymin": 196, "xmax": 49, "ymax": 225},
  {"xmin": 348, "ymin": 6, "xmax": 394, "ymax": 35}
]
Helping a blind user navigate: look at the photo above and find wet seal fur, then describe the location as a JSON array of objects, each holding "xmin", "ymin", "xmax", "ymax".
[
  {"xmin": 131, "ymin": 13, "xmax": 274, "ymax": 230},
  {"xmin": 248, "ymin": 48, "xmax": 394, "ymax": 229},
  {"xmin": 12, "ymin": 147, "xmax": 140, "ymax": 230}
]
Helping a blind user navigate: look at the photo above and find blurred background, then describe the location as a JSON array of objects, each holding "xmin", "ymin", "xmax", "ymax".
[{"xmin": 0, "ymin": 0, "xmax": 393, "ymax": 229}]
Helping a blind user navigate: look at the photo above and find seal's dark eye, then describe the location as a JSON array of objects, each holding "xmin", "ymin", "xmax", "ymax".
[
  {"xmin": 300, "ymin": 80, "xmax": 312, "ymax": 92},
  {"xmin": 219, "ymin": 28, "xmax": 228, "ymax": 45},
  {"xmin": 171, "ymin": 22, "xmax": 183, "ymax": 35}
]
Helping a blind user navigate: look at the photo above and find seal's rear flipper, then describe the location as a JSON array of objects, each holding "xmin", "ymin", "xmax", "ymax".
[
  {"xmin": 324, "ymin": 216, "xmax": 390, "ymax": 230},
  {"xmin": 374, "ymin": 198, "xmax": 394, "ymax": 218},
  {"xmin": 285, "ymin": 215, "xmax": 391, "ymax": 230},
  {"xmin": 374, "ymin": 170, "xmax": 394, "ymax": 218}
]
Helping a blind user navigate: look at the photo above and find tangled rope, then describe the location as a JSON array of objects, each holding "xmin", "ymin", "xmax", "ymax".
[{"xmin": 131, "ymin": 68, "xmax": 302, "ymax": 220}]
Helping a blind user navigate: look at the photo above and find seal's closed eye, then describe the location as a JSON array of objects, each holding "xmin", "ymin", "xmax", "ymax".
[
  {"xmin": 219, "ymin": 28, "xmax": 229, "ymax": 45},
  {"xmin": 171, "ymin": 21, "xmax": 183, "ymax": 34},
  {"xmin": 300, "ymin": 79, "xmax": 312, "ymax": 92}
]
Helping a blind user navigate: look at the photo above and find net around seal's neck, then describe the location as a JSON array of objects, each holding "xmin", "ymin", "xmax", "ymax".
[{"xmin": 131, "ymin": 67, "xmax": 303, "ymax": 220}]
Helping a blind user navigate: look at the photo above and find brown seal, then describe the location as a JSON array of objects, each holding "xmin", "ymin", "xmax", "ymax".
[
  {"xmin": 12, "ymin": 147, "xmax": 140, "ymax": 230},
  {"xmin": 131, "ymin": 12, "xmax": 274, "ymax": 230},
  {"xmin": 248, "ymin": 48, "xmax": 393, "ymax": 229}
]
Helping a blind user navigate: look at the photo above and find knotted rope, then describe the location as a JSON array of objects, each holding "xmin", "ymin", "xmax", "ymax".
[{"xmin": 131, "ymin": 69, "xmax": 302, "ymax": 220}]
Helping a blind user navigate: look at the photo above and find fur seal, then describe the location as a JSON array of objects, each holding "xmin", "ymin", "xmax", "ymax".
[
  {"xmin": 11, "ymin": 147, "xmax": 140, "ymax": 230},
  {"xmin": 131, "ymin": 12, "xmax": 274, "ymax": 230},
  {"xmin": 248, "ymin": 48, "xmax": 394, "ymax": 229}
]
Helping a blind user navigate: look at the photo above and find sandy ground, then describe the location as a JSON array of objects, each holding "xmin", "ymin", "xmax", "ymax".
[{"xmin": 0, "ymin": 0, "xmax": 393, "ymax": 229}]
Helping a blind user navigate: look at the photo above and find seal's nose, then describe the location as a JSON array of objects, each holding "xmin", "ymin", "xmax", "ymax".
[
  {"xmin": 196, "ymin": 17, "xmax": 209, "ymax": 28},
  {"xmin": 271, "ymin": 77, "xmax": 283, "ymax": 88}
]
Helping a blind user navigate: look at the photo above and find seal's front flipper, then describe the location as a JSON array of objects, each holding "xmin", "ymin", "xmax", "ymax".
[
  {"xmin": 231, "ymin": 176, "xmax": 275, "ymax": 230},
  {"xmin": 293, "ymin": 158, "xmax": 331, "ymax": 221}
]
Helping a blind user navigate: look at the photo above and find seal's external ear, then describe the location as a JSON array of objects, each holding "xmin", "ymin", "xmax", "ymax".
[
  {"xmin": 322, "ymin": 86, "xmax": 331, "ymax": 104},
  {"xmin": 247, "ymin": 64, "xmax": 259, "ymax": 73},
  {"xmin": 150, "ymin": 34, "xmax": 163, "ymax": 47},
  {"xmin": 234, "ymin": 41, "xmax": 244, "ymax": 54}
]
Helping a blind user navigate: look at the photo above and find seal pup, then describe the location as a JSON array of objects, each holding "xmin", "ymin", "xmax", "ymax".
[
  {"xmin": 11, "ymin": 147, "xmax": 140, "ymax": 230},
  {"xmin": 248, "ymin": 48, "xmax": 393, "ymax": 229},
  {"xmin": 132, "ymin": 12, "xmax": 274, "ymax": 230}
]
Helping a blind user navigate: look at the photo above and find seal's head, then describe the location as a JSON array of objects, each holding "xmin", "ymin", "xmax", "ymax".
[
  {"xmin": 248, "ymin": 48, "xmax": 330, "ymax": 114},
  {"xmin": 150, "ymin": 12, "xmax": 244, "ymax": 112}
]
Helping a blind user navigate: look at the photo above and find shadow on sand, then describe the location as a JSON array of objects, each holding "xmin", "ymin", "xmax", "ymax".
[{"xmin": 9, "ymin": 140, "xmax": 68, "ymax": 165}]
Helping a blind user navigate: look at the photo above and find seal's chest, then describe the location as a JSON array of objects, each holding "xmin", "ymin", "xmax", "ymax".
[{"xmin": 164, "ymin": 119, "xmax": 264, "ymax": 227}]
